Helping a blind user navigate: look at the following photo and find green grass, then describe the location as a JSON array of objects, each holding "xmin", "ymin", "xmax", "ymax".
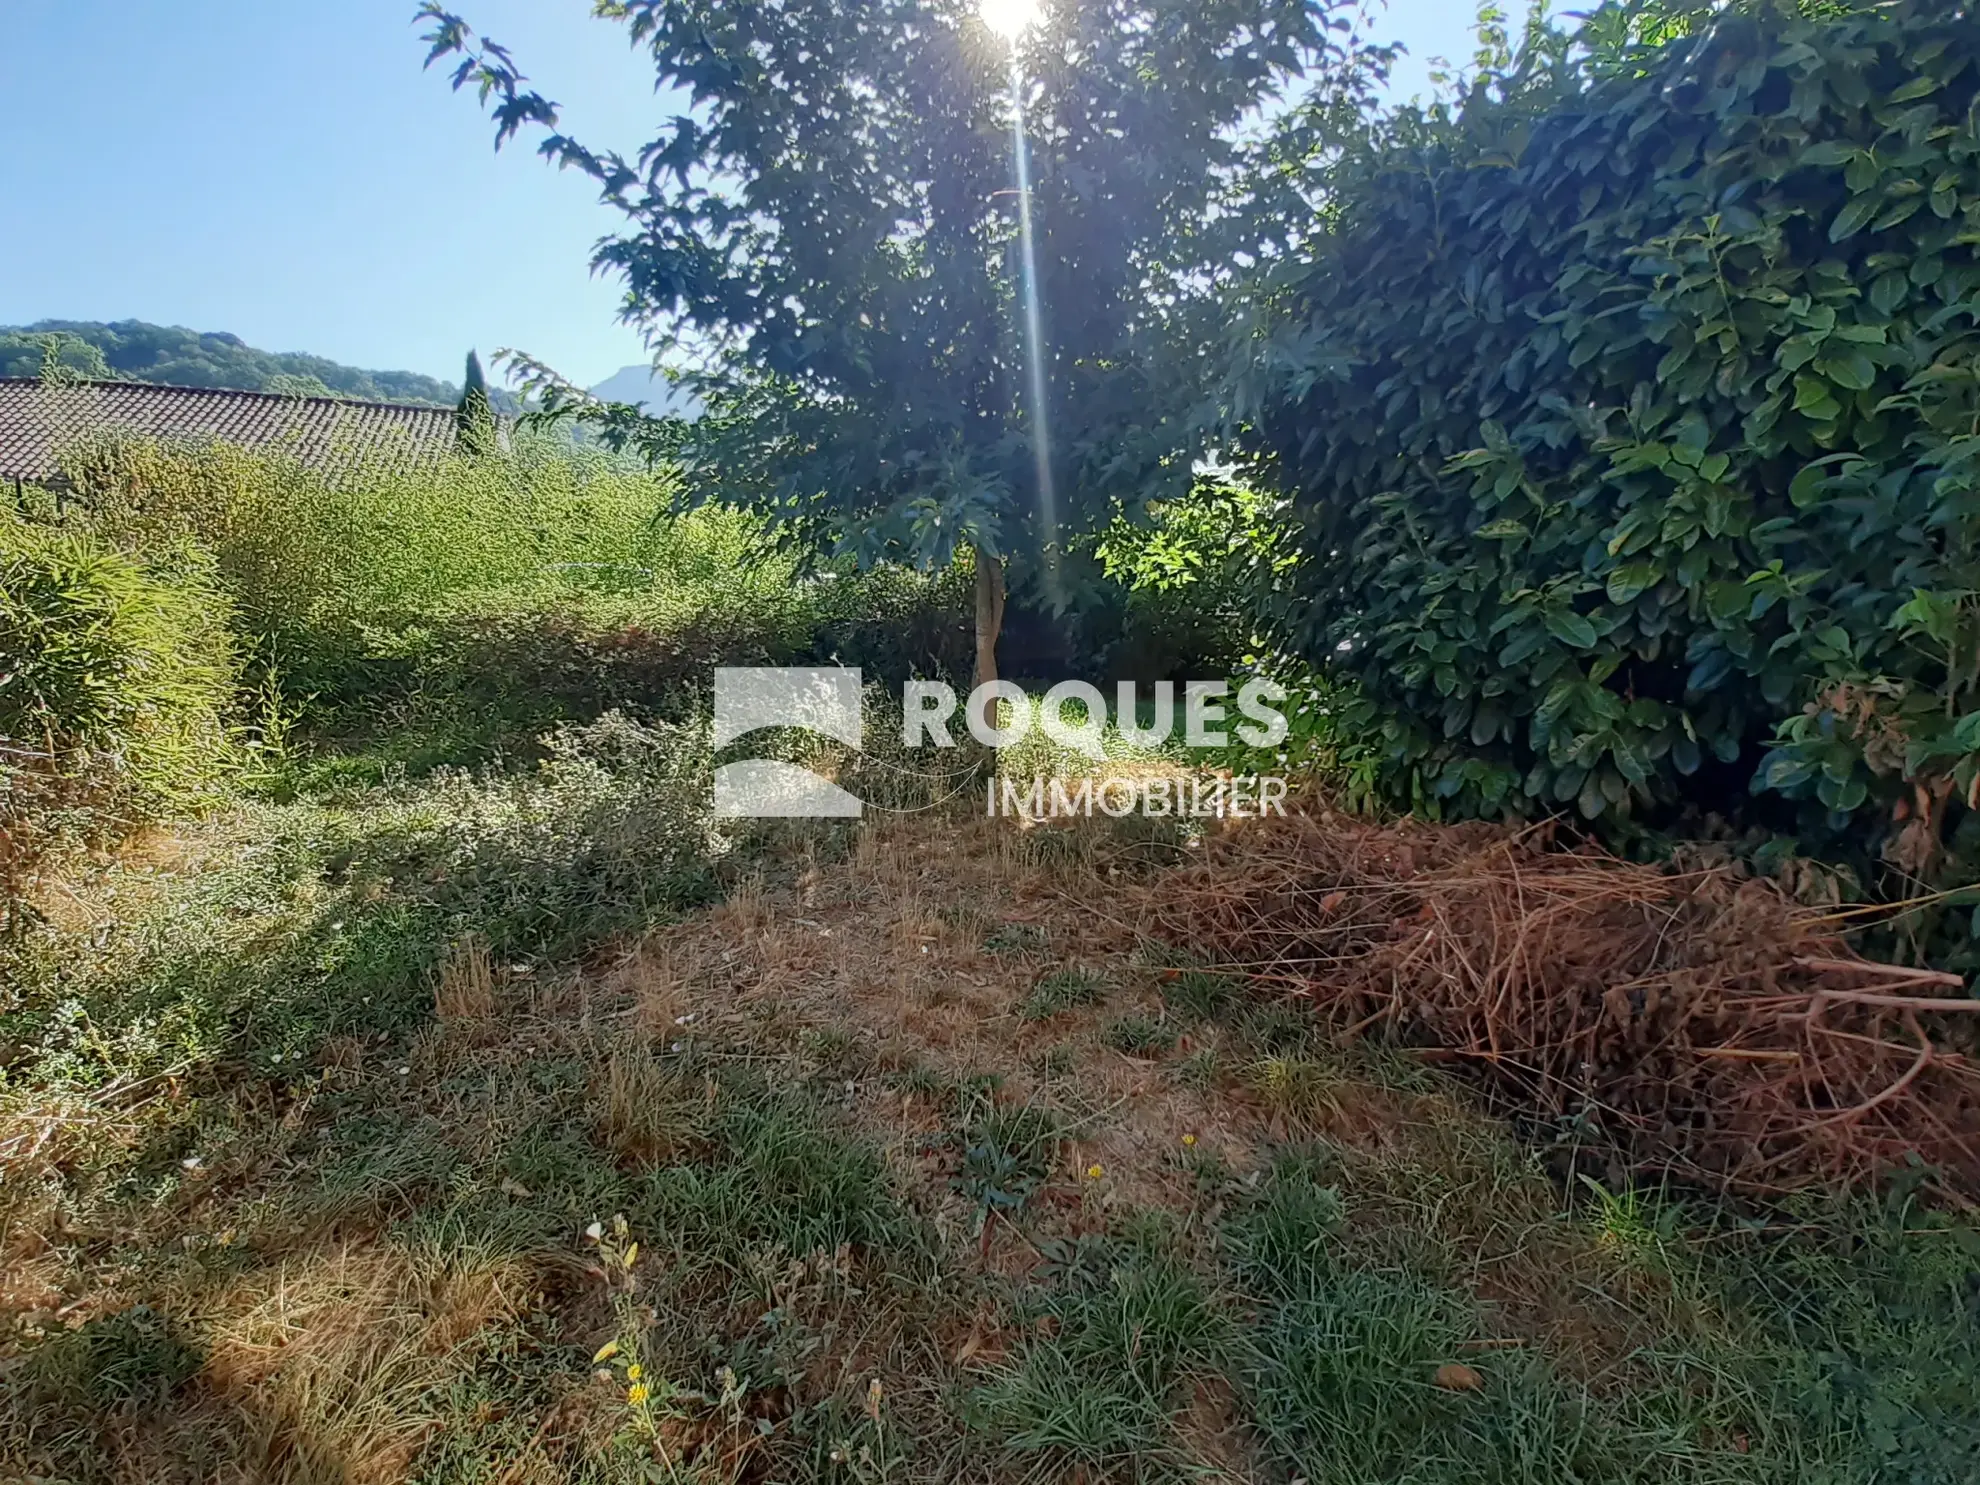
[
  {"xmin": 1156, "ymin": 966, "xmax": 1235, "ymax": 1022},
  {"xmin": 1019, "ymin": 967, "xmax": 1109, "ymax": 1020},
  {"xmin": 969, "ymin": 1248, "xmax": 1226, "ymax": 1480},
  {"xmin": 1101, "ymin": 1014, "xmax": 1177, "ymax": 1056},
  {"xmin": 1, "ymin": 712, "xmax": 725, "ymax": 1092},
  {"xmin": 7, "ymin": 440, "xmax": 1979, "ymax": 1484}
]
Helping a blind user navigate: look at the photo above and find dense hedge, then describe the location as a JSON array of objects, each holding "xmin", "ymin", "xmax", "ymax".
[
  {"xmin": 1, "ymin": 516, "xmax": 245, "ymax": 915},
  {"xmin": 1238, "ymin": 1, "xmax": 1979, "ymax": 896}
]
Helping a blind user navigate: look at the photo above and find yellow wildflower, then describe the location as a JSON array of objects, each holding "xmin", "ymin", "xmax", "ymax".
[
  {"xmin": 1085, "ymin": 1163, "xmax": 1104, "ymax": 1180},
  {"xmin": 627, "ymin": 1383, "xmax": 651, "ymax": 1406},
  {"xmin": 1181, "ymin": 1133, "xmax": 1198, "ymax": 1147},
  {"xmin": 626, "ymin": 1363, "xmax": 643, "ymax": 1382}
]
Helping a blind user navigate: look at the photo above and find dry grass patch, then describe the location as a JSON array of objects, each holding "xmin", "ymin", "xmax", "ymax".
[
  {"xmin": 433, "ymin": 934, "xmax": 495, "ymax": 1030},
  {"xmin": 596, "ymin": 1047, "xmax": 704, "ymax": 1167},
  {"xmin": 195, "ymin": 1240, "xmax": 533, "ymax": 1481}
]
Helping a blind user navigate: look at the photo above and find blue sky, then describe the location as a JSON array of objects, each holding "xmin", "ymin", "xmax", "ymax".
[{"xmin": 0, "ymin": 0, "xmax": 1485, "ymax": 389}]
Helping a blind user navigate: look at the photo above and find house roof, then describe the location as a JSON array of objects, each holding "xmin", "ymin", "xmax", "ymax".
[{"xmin": 0, "ymin": 378, "xmax": 464, "ymax": 481}]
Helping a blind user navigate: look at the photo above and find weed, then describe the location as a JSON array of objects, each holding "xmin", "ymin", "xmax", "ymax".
[
  {"xmin": 1029, "ymin": 1043, "xmax": 1078, "ymax": 1080},
  {"xmin": 433, "ymin": 933, "xmax": 495, "ymax": 1027},
  {"xmin": 1253, "ymin": 1054, "xmax": 1341, "ymax": 1129},
  {"xmin": 802, "ymin": 1024, "xmax": 869, "ymax": 1078},
  {"xmin": 1156, "ymin": 966, "xmax": 1233, "ymax": 1022},
  {"xmin": 969, "ymin": 1248, "xmax": 1225, "ymax": 1478},
  {"xmin": 1174, "ymin": 1047, "xmax": 1221, "ymax": 1092},
  {"xmin": 1101, "ymin": 1014, "xmax": 1177, "ymax": 1057},
  {"xmin": 1019, "ymin": 967, "xmax": 1107, "ymax": 1021},
  {"xmin": 1232, "ymin": 998, "xmax": 1318, "ymax": 1055},
  {"xmin": 27, "ymin": 1303, "xmax": 203, "ymax": 1410},
  {"xmin": 954, "ymin": 1104, "xmax": 1065, "ymax": 1231},
  {"xmin": 598, "ymin": 1048, "xmax": 702, "ymax": 1167},
  {"xmin": 984, "ymin": 920, "xmax": 1049, "ymax": 956}
]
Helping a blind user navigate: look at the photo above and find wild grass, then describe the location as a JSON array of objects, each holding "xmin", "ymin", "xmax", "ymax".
[
  {"xmin": 0, "ymin": 712, "xmax": 722, "ymax": 1097},
  {"xmin": 1019, "ymin": 967, "xmax": 1109, "ymax": 1021},
  {"xmin": 4, "ymin": 441, "xmax": 1976, "ymax": 1484},
  {"xmin": 48, "ymin": 431, "xmax": 973, "ymax": 792},
  {"xmin": 1, "ymin": 514, "xmax": 251, "ymax": 920},
  {"xmin": 1101, "ymin": 1014, "xmax": 1177, "ymax": 1057},
  {"xmin": 6, "ymin": 778, "xmax": 1978, "ymax": 1483}
]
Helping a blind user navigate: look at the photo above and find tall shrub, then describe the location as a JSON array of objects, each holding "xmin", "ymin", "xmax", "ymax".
[
  {"xmin": 1, "ymin": 515, "xmax": 244, "ymax": 912},
  {"xmin": 1234, "ymin": 1, "xmax": 1979, "ymax": 894},
  {"xmin": 57, "ymin": 430, "xmax": 680, "ymax": 687}
]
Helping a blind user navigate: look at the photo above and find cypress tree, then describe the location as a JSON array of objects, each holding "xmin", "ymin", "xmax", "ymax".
[{"xmin": 455, "ymin": 349, "xmax": 494, "ymax": 455}]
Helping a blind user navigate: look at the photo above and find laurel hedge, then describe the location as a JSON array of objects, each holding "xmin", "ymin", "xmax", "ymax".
[{"xmin": 1237, "ymin": 1, "xmax": 1980, "ymax": 897}]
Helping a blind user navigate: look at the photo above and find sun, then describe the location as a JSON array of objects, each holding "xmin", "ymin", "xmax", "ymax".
[{"xmin": 980, "ymin": 0, "xmax": 1041, "ymax": 42}]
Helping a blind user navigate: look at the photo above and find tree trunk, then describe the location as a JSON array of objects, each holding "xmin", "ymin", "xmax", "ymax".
[{"xmin": 972, "ymin": 544, "xmax": 1006, "ymax": 734}]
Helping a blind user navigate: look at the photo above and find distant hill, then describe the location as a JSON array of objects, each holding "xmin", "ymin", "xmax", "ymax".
[
  {"xmin": 589, "ymin": 364, "xmax": 698, "ymax": 418},
  {"xmin": 0, "ymin": 319, "xmax": 519, "ymax": 412}
]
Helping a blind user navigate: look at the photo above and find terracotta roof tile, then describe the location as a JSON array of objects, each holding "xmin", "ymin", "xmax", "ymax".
[{"xmin": 0, "ymin": 378, "xmax": 464, "ymax": 482}]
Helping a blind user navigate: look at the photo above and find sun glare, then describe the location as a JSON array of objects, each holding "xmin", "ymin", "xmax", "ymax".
[{"xmin": 980, "ymin": 0, "xmax": 1041, "ymax": 42}]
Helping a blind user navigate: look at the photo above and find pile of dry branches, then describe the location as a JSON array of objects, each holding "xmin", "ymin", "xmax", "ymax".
[{"xmin": 1148, "ymin": 811, "xmax": 1980, "ymax": 1202}]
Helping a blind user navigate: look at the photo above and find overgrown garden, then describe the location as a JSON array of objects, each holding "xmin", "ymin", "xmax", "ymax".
[{"xmin": 3, "ymin": 1, "xmax": 1978, "ymax": 1479}]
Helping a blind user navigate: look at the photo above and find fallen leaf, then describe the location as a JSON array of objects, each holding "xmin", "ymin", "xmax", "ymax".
[{"xmin": 1434, "ymin": 1362, "xmax": 1483, "ymax": 1392}]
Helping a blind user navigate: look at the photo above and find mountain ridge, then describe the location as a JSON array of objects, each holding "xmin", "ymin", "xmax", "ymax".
[
  {"xmin": 0, "ymin": 319, "xmax": 521, "ymax": 412},
  {"xmin": 587, "ymin": 363, "xmax": 697, "ymax": 416}
]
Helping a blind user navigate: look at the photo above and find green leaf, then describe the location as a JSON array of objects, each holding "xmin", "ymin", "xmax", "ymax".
[
  {"xmin": 1817, "ymin": 352, "xmax": 1875, "ymax": 391},
  {"xmin": 1792, "ymin": 374, "xmax": 1833, "ymax": 412},
  {"xmin": 1577, "ymin": 776, "xmax": 1606, "ymax": 820},
  {"xmin": 1606, "ymin": 563, "xmax": 1660, "ymax": 605},
  {"xmin": 1828, "ymin": 195, "xmax": 1878, "ymax": 242},
  {"xmin": 1873, "ymin": 195, "xmax": 1924, "ymax": 232},
  {"xmin": 1789, "ymin": 462, "xmax": 1831, "ymax": 507},
  {"xmin": 1545, "ymin": 610, "xmax": 1598, "ymax": 649}
]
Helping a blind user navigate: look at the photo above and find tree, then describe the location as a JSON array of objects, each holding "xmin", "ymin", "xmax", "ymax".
[
  {"xmin": 455, "ymin": 349, "xmax": 495, "ymax": 455},
  {"xmin": 419, "ymin": 0, "xmax": 1378, "ymax": 697},
  {"xmin": 0, "ymin": 331, "xmax": 110, "ymax": 385}
]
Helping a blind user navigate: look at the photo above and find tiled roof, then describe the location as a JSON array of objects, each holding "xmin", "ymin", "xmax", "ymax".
[{"xmin": 0, "ymin": 378, "xmax": 464, "ymax": 481}]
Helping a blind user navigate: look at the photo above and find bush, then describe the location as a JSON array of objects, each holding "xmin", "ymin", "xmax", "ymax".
[
  {"xmin": 1, "ymin": 514, "xmax": 244, "ymax": 913},
  {"xmin": 58, "ymin": 428, "xmax": 678, "ymax": 692},
  {"xmin": 55, "ymin": 431, "xmax": 975, "ymax": 737},
  {"xmin": 1236, "ymin": 1, "xmax": 1980, "ymax": 909},
  {"xmin": 2, "ymin": 711, "xmax": 723, "ymax": 1087}
]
